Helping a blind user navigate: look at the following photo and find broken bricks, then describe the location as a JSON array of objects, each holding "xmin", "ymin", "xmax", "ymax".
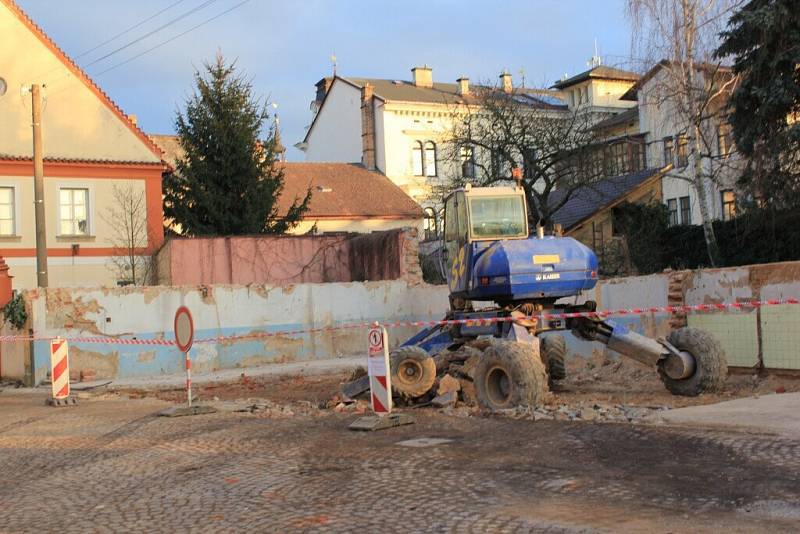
[
  {"xmin": 431, "ymin": 391, "xmax": 458, "ymax": 408},
  {"xmin": 437, "ymin": 374, "xmax": 461, "ymax": 396}
]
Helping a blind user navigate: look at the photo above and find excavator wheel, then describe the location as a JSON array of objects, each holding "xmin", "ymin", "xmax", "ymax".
[
  {"xmin": 473, "ymin": 340, "xmax": 548, "ymax": 411},
  {"xmin": 541, "ymin": 335, "xmax": 567, "ymax": 381},
  {"xmin": 390, "ymin": 346, "xmax": 437, "ymax": 398},
  {"xmin": 658, "ymin": 327, "xmax": 728, "ymax": 396}
]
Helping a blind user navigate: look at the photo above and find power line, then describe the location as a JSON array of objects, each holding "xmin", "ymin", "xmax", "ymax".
[
  {"xmin": 85, "ymin": 0, "xmax": 220, "ymax": 68},
  {"xmin": 95, "ymin": 0, "xmax": 251, "ymax": 76},
  {"xmin": 76, "ymin": 0, "xmax": 188, "ymax": 60}
]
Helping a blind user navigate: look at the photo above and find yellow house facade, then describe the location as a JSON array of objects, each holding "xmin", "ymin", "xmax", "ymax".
[{"xmin": 0, "ymin": 0, "xmax": 165, "ymax": 289}]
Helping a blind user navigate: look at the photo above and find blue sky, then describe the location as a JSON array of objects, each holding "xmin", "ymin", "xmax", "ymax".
[{"xmin": 18, "ymin": 0, "xmax": 633, "ymax": 160}]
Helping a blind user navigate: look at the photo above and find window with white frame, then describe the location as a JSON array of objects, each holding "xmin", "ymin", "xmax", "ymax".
[
  {"xmin": 667, "ymin": 198, "xmax": 678, "ymax": 227},
  {"xmin": 0, "ymin": 187, "xmax": 14, "ymax": 235},
  {"xmin": 676, "ymin": 135, "xmax": 689, "ymax": 168},
  {"xmin": 59, "ymin": 188, "xmax": 89, "ymax": 235},
  {"xmin": 460, "ymin": 145, "xmax": 475, "ymax": 179},
  {"xmin": 721, "ymin": 189, "xmax": 736, "ymax": 221},
  {"xmin": 663, "ymin": 137, "xmax": 674, "ymax": 166},
  {"xmin": 424, "ymin": 141, "xmax": 437, "ymax": 177},
  {"xmin": 717, "ymin": 123, "xmax": 733, "ymax": 157},
  {"xmin": 679, "ymin": 196, "xmax": 691, "ymax": 224},
  {"xmin": 412, "ymin": 141, "xmax": 424, "ymax": 176}
]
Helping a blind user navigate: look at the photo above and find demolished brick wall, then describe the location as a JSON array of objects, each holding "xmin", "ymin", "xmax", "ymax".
[{"xmin": 156, "ymin": 228, "xmax": 424, "ymax": 286}]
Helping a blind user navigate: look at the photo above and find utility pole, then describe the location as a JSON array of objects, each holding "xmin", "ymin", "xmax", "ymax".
[{"xmin": 31, "ymin": 84, "xmax": 48, "ymax": 288}]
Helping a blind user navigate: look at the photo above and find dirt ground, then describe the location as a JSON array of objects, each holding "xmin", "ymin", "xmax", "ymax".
[{"xmin": 112, "ymin": 355, "xmax": 800, "ymax": 419}]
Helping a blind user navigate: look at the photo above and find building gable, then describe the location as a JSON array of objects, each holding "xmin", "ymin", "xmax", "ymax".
[
  {"xmin": 302, "ymin": 78, "xmax": 363, "ymax": 163},
  {"xmin": 0, "ymin": 0, "xmax": 162, "ymax": 163}
]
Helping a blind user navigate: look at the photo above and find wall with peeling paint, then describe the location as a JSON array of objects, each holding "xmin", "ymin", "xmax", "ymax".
[
  {"xmin": 559, "ymin": 261, "xmax": 800, "ymax": 371},
  {"xmin": 19, "ymin": 281, "xmax": 451, "ymax": 383},
  {"xmin": 2, "ymin": 260, "xmax": 798, "ymax": 382}
]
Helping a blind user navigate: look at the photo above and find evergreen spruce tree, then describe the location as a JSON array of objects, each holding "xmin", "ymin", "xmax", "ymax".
[{"xmin": 164, "ymin": 53, "xmax": 310, "ymax": 235}]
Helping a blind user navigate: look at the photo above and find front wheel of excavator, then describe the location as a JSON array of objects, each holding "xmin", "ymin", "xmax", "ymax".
[
  {"xmin": 473, "ymin": 340, "xmax": 548, "ymax": 411},
  {"xmin": 657, "ymin": 327, "xmax": 728, "ymax": 396},
  {"xmin": 390, "ymin": 346, "xmax": 437, "ymax": 398}
]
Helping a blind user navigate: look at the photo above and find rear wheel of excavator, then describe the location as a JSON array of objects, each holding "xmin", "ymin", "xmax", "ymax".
[
  {"xmin": 473, "ymin": 340, "xmax": 548, "ymax": 411},
  {"xmin": 390, "ymin": 346, "xmax": 437, "ymax": 398},
  {"xmin": 541, "ymin": 334, "xmax": 567, "ymax": 382},
  {"xmin": 658, "ymin": 327, "xmax": 728, "ymax": 396}
]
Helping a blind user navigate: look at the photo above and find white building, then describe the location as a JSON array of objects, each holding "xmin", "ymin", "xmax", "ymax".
[
  {"xmin": 623, "ymin": 61, "xmax": 741, "ymax": 226},
  {"xmin": 299, "ymin": 68, "xmax": 568, "ymax": 231}
]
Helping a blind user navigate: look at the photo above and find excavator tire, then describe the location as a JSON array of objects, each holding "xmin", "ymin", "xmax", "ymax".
[
  {"xmin": 390, "ymin": 346, "xmax": 437, "ymax": 398},
  {"xmin": 658, "ymin": 327, "xmax": 728, "ymax": 396},
  {"xmin": 541, "ymin": 335, "xmax": 567, "ymax": 381},
  {"xmin": 473, "ymin": 340, "xmax": 548, "ymax": 411}
]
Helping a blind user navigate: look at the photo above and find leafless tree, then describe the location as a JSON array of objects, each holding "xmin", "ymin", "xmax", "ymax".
[
  {"xmin": 441, "ymin": 83, "xmax": 611, "ymax": 228},
  {"xmin": 628, "ymin": 0, "xmax": 744, "ymax": 266},
  {"xmin": 102, "ymin": 184, "xmax": 153, "ymax": 286}
]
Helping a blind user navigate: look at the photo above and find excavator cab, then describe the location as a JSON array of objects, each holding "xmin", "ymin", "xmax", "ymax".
[
  {"xmin": 442, "ymin": 184, "xmax": 598, "ymax": 302},
  {"xmin": 442, "ymin": 185, "xmax": 529, "ymax": 293}
]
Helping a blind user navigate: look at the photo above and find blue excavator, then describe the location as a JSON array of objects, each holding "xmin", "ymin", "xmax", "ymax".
[{"xmin": 390, "ymin": 184, "xmax": 727, "ymax": 410}]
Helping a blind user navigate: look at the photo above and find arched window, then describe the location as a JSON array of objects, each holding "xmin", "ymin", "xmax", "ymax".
[
  {"xmin": 424, "ymin": 141, "xmax": 437, "ymax": 177},
  {"xmin": 412, "ymin": 141, "xmax": 424, "ymax": 176},
  {"xmin": 460, "ymin": 145, "xmax": 475, "ymax": 179},
  {"xmin": 423, "ymin": 207, "xmax": 437, "ymax": 241}
]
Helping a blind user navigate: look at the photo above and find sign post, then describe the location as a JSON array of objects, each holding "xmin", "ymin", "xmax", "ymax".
[
  {"xmin": 174, "ymin": 306, "xmax": 194, "ymax": 407},
  {"xmin": 349, "ymin": 323, "xmax": 414, "ymax": 431},
  {"xmin": 160, "ymin": 306, "xmax": 216, "ymax": 417}
]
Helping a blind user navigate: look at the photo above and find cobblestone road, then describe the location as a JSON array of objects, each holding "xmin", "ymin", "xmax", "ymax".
[{"xmin": 1, "ymin": 391, "xmax": 799, "ymax": 533}]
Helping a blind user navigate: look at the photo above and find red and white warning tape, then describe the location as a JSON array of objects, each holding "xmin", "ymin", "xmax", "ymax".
[{"xmin": 0, "ymin": 298, "xmax": 797, "ymax": 346}]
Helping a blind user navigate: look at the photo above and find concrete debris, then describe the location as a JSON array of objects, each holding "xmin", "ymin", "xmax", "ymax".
[
  {"xmin": 431, "ymin": 391, "xmax": 458, "ymax": 408},
  {"xmin": 488, "ymin": 402, "xmax": 671, "ymax": 423},
  {"xmin": 462, "ymin": 355, "xmax": 479, "ymax": 380},
  {"xmin": 437, "ymin": 374, "xmax": 461, "ymax": 396},
  {"xmin": 340, "ymin": 375, "xmax": 370, "ymax": 399},
  {"xmin": 458, "ymin": 379, "xmax": 477, "ymax": 404}
]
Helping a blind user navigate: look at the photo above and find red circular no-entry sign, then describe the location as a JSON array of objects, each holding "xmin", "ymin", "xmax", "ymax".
[{"xmin": 174, "ymin": 306, "xmax": 194, "ymax": 353}]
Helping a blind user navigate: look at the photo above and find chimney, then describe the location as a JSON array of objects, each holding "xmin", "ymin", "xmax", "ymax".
[
  {"xmin": 315, "ymin": 77, "xmax": 333, "ymax": 105},
  {"xmin": 457, "ymin": 77, "xmax": 470, "ymax": 96},
  {"xmin": 361, "ymin": 83, "xmax": 376, "ymax": 170},
  {"xmin": 500, "ymin": 70, "xmax": 513, "ymax": 93},
  {"xmin": 128, "ymin": 114, "xmax": 138, "ymax": 126},
  {"xmin": 411, "ymin": 65, "xmax": 433, "ymax": 88}
]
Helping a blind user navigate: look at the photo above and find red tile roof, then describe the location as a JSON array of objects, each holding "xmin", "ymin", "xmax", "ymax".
[
  {"xmin": 278, "ymin": 163, "xmax": 423, "ymax": 219},
  {"xmin": 148, "ymin": 135, "xmax": 423, "ymax": 220},
  {"xmin": 0, "ymin": 154, "xmax": 163, "ymax": 166}
]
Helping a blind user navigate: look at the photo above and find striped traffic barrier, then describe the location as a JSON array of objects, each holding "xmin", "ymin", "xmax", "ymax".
[
  {"xmin": 367, "ymin": 324, "xmax": 392, "ymax": 415},
  {"xmin": 349, "ymin": 324, "xmax": 414, "ymax": 431},
  {"xmin": 47, "ymin": 338, "xmax": 76, "ymax": 407}
]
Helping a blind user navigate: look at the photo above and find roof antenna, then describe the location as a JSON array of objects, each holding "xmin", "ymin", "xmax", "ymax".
[
  {"xmin": 331, "ymin": 51, "xmax": 337, "ymax": 76},
  {"xmin": 518, "ymin": 67, "xmax": 526, "ymax": 88},
  {"xmin": 587, "ymin": 38, "xmax": 602, "ymax": 69}
]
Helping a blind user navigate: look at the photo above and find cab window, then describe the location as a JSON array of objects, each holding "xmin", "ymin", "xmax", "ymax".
[
  {"xmin": 468, "ymin": 195, "xmax": 527, "ymax": 238},
  {"xmin": 455, "ymin": 192, "xmax": 468, "ymax": 244}
]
